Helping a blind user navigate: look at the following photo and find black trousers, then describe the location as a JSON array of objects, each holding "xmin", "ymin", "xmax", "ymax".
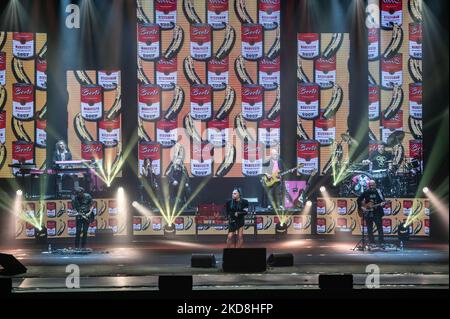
[
  {"xmin": 263, "ymin": 182, "xmax": 283, "ymax": 209},
  {"xmin": 75, "ymin": 217, "xmax": 89, "ymax": 248},
  {"xmin": 365, "ymin": 213, "xmax": 384, "ymax": 244}
]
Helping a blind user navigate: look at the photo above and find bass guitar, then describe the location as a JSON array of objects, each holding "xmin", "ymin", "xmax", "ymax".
[{"xmin": 261, "ymin": 164, "xmax": 304, "ymax": 188}]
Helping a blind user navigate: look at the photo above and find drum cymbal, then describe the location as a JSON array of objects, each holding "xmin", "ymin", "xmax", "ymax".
[{"xmin": 387, "ymin": 131, "xmax": 405, "ymax": 146}]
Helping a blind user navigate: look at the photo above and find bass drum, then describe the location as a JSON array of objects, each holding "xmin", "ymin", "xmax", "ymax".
[{"xmin": 351, "ymin": 173, "xmax": 372, "ymax": 196}]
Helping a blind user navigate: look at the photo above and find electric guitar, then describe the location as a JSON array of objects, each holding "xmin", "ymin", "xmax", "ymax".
[
  {"xmin": 358, "ymin": 200, "xmax": 391, "ymax": 217},
  {"xmin": 74, "ymin": 206, "xmax": 95, "ymax": 223},
  {"xmin": 261, "ymin": 164, "xmax": 304, "ymax": 188}
]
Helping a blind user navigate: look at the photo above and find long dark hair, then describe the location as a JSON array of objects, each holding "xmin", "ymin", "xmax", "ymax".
[{"xmin": 231, "ymin": 188, "xmax": 243, "ymax": 210}]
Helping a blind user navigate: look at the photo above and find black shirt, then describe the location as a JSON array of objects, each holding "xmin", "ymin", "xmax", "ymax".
[
  {"xmin": 71, "ymin": 193, "xmax": 93, "ymax": 220},
  {"xmin": 369, "ymin": 151, "xmax": 393, "ymax": 170},
  {"xmin": 225, "ymin": 199, "xmax": 249, "ymax": 222},
  {"xmin": 357, "ymin": 189, "xmax": 385, "ymax": 217},
  {"xmin": 168, "ymin": 165, "xmax": 189, "ymax": 185}
]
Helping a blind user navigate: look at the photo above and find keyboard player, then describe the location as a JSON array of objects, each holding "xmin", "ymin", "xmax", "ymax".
[{"xmin": 53, "ymin": 140, "xmax": 80, "ymax": 194}]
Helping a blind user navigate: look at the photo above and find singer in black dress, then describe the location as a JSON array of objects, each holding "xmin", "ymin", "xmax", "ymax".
[{"xmin": 225, "ymin": 188, "xmax": 249, "ymax": 248}]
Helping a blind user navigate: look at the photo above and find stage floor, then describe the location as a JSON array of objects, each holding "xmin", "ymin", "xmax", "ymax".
[{"xmin": 1, "ymin": 237, "xmax": 448, "ymax": 293}]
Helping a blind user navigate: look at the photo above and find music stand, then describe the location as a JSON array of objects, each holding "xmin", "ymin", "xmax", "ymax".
[{"xmin": 353, "ymin": 212, "xmax": 367, "ymax": 251}]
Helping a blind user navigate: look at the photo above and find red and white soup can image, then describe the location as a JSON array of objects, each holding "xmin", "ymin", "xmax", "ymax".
[
  {"xmin": 98, "ymin": 116, "xmax": 121, "ymax": 148},
  {"xmin": 315, "ymin": 55, "xmax": 336, "ymax": 89},
  {"xmin": 314, "ymin": 111, "xmax": 336, "ymax": 146},
  {"xmin": 156, "ymin": 57, "xmax": 177, "ymax": 91},
  {"xmin": 68, "ymin": 219, "xmax": 77, "ymax": 236},
  {"xmin": 156, "ymin": 119, "xmax": 178, "ymax": 148},
  {"xmin": 35, "ymin": 118, "xmax": 47, "ymax": 148},
  {"xmin": 381, "ymin": 110, "xmax": 403, "ymax": 143},
  {"xmin": 81, "ymin": 141, "xmax": 104, "ymax": 166},
  {"xmin": 47, "ymin": 220, "xmax": 57, "ymax": 237},
  {"xmin": 258, "ymin": 117, "xmax": 280, "ymax": 147},
  {"xmin": 155, "ymin": 0, "xmax": 177, "ymax": 30},
  {"xmin": 207, "ymin": 0, "xmax": 229, "ymax": 30},
  {"xmin": 138, "ymin": 141, "xmax": 161, "ymax": 176},
  {"xmin": 316, "ymin": 218, "xmax": 326, "ymax": 234},
  {"xmin": 80, "ymin": 84, "xmax": 103, "ymax": 121},
  {"xmin": 13, "ymin": 83, "xmax": 35, "ymax": 121},
  {"xmin": 191, "ymin": 84, "xmax": 213, "ymax": 121},
  {"xmin": 382, "ymin": 218, "xmax": 392, "ymax": 234},
  {"xmin": 12, "ymin": 141, "xmax": 34, "ymax": 175},
  {"xmin": 13, "ymin": 32, "xmax": 35, "ymax": 59},
  {"xmin": 409, "ymin": 23, "xmax": 422, "ymax": 59},
  {"xmin": 46, "ymin": 202, "xmax": 57, "ymax": 218},
  {"xmin": 0, "ymin": 52, "xmax": 7, "ymax": 85},
  {"xmin": 258, "ymin": 0, "xmax": 280, "ymax": 30},
  {"xmin": 380, "ymin": 0, "xmax": 403, "ymax": 30},
  {"xmin": 297, "ymin": 83, "xmax": 320, "ymax": 120},
  {"xmin": 409, "ymin": 139, "xmax": 422, "ymax": 159},
  {"xmin": 207, "ymin": 117, "xmax": 229, "ymax": 148},
  {"xmin": 368, "ymin": 84, "xmax": 380, "ymax": 121},
  {"xmin": 242, "ymin": 84, "xmax": 264, "ymax": 121},
  {"xmin": 36, "ymin": 58, "xmax": 47, "ymax": 90},
  {"xmin": 190, "ymin": 23, "xmax": 212, "ymax": 61},
  {"xmin": 0, "ymin": 111, "xmax": 6, "ymax": 144},
  {"xmin": 381, "ymin": 54, "xmax": 402, "ymax": 89},
  {"xmin": 138, "ymin": 23, "xmax": 161, "ymax": 61},
  {"xmin": 139, "ymin": 84, "xmax": 161, "ymax": 121},
  {"xmin": 242, "ymin": 24, "xmax": 263, "ymax": 61},
  {"xmin": 409, "ymin": 83, "xmax": 422, "ymax": 119},
  {"xmin": 242, "ymin": 143, "xmax": 263, "ymax": 177},
  {"xmin": 297, "ymin": 140, "xmax": 319, "ymax": 175},
  {"xmin": 207, "ymin": 58, "xmax": 229, "ymax": 91},
  {"xmin": 97, "ymin": 70, "xmax": 120, "ymax": 91},
  {"xmin": 258, "ymin": 56, "xmax": 280, "ymax": 91},
  {"xmin": 298, "ymin": 33, "xmax": 320, "ymax": 60},
  {"xmin": 368, "ymin": 27, "xmax": 380, "ymax": 61},
  {"xmin": 191, "ymin": 141, "xmax": 213, "ymax": 177}
]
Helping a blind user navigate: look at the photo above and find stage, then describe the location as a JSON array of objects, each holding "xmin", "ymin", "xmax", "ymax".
[{"xmin": 2, "ymin": 237, "xmax": 447, "ymax": 295}]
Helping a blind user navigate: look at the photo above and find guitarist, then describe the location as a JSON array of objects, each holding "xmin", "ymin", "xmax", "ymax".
[
  {"xmin": 357, "ymin": 180, "xmax": 386, "ymax": 246},
  {"xmin": 71, "ymin": 187, "xmax": 94, "ymax": 249},
  {"xmin": 262, "ymin": 149, "xmax": 285, "ymax": 209}
]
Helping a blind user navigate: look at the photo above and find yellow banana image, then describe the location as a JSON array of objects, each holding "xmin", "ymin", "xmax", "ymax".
[
  {"xmin": 326, "ymin": 219, "xmax": 336, "ymax": 233},
  {"xmin": 297, "ymin": 56, "xmax": 310, "ymax": 83},
  {"xmin": 215, "ymin": 86, "xmax": 236, "ymax": 121},
  {"xmin": 0, "ymin": 85, "xmax": 7, "ymax": 112},
  {"xmin": 382, "ymin": 24, "xmax": 403, "ymax": 60},
  {"xmin": 183, "ymin": 0, "xmax": 202, "ymax": 24},
  {"xmin": 215, "ymin": 143, "xmax": 236, "ymax": 177},
  {"xmin": 12, "ymin": 57, "xmax": 32, "ymax": 84},
  {"xmin": 137, "ymin": 0, "xmax": 151, "ymax": 24},
  {"xmin": 413, "ymin": 220, "xmax": 423, "ymax": 235},
  {"xmin": 392, "ymin": 144, "xmax": 405, "ymax": 167},
  {"xmin": 297, "ymin": 117, "xmax": 310, "ymax": 140},
  {"xmin": 323, "ymin": 84, "xmax": 343, "ymax": 120},
  {"xmin": 164, "ymin": 25, "xmax": 184, "ymax": 60},
  {"xmin": 267, "ymin": 26, "xmax": 280, "ymax": 60},
  {"xmin": 215, "ymin": 24, "xmax": 236, "ymax": 60},
  {"xmin": 12, "ymin": 117, "xmax": 32, "ymax": 142},
  {"xmin": 36, "ymin": 103, "xmax": 47, "ymax": 121},
  {"xmin": 234, "ymin": 55, "xmax": 254, "ymax": 85},
  {"xmin": 73, "ymin": 113, "xmax": 94, "ymax": 142},
  {"xmin": 408, "ymin": 57, "xmax": 422, "ymax": 83},
  {"xmin": 235, "ymin": 113, "xmax": 256, "ymax": 143},
  {"xmin": 164, "ymin": 85, "xmax": 185, "ymax": 121},
  {"xmin": 105, "ymin": 86, "xmax": 122, "ymax": 121},
  {"xmin": 408, "ymin": 0, "xmax": 423, "ymax": 23},
  {"xmin": 267, "ymin": 87, "xmax": 280, "ymax": 121},
  {"xmin": 234, "ymin": 0, "xmax": 254, "ymax": 24},
  {"xmin": 408, "ymin": 116, "xmax": 422, "ymax": 140},
  {"xmin": 138, "ymin": 58, "xmax": 152, "ymax": 85},
  {"xmin": 37, "ymin": 42, "xmax": 47, "ymax": 60},
  {"xmin": 183, "ymin": 56, "xmax": 202, "ymax": 86},
  {"xmin": 0, "ymin": 143, "xmax": 7, "ymax": 170},
  {"xmin": 383, "ymin": 84, "xmax": 404, "ymax": 120},
  {"xmin": 183, "ymin": 113, "xmax": 203, "ymax": 143},
  {"xmin": 323, "ymin": 33, "xmax": 344, "ymax": 60},
  {"xmin": 0, "ymin": 32, "xmax": 6, "ymax": 51},
  {"xmin": 74, "ymin": 70, "xmax": 94, "ymax": 86},
  {"xmin": 368, "ymin": 71, "xmax": 377, "ymax": 86},
  {"xmin": 138, "ymin": 117, "xmax": 152, "ymax": 142}
]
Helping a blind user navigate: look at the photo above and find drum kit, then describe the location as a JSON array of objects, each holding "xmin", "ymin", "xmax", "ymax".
[{"xmin": 338, "ymin": 131, "xmax": 422, "ymax": 197}]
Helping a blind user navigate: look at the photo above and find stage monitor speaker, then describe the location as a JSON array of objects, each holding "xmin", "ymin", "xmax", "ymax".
[
  {"xmin": 319, "ymin": 274, "xmax": 353, "ymax": 290},
  {"xmin": 0, "ymin": 278, "xmax": 12, "ymax": 295},
  {"xmin": 0, "ymin": 253, "xmax": 27, "ymax": 276},
  {"xmin": 95, "ymin": 229, "xmax": 114, "ymax": 241},
  {"xmin": 191, "ymin": 254, "xmax": 216, "ymax": 268},
  {"xmin": 222, "ymin": 248, "xmax": 267, "ymax": 273},
  {"xmin": 267, "ymin": 253, "xmax": 294, "ymax": 267},
  {"xmin": 158, "ymin": 276, "xmax": 192, "ymax": 292}
]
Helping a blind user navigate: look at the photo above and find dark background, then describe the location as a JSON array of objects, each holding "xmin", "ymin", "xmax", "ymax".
[{"xmin": 0, "ymin": 0, "xmax": 448, "ymax": 241}]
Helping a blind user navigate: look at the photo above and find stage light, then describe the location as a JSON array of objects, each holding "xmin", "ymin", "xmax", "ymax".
[
  {"xmin": 320, "ymin": 186, "xmax": 326, "ymax": 193},
  {"xmin": 132, "ymin": 201, "xmax": 138, "ymax": 208},
  {"xmin": 423, "ymin": 187, "xmax": 429, "ymax": 194},
  {"xmin": 306, "ymin": 200, "xmax": 312, "ymax": 207},
  {"xmin": 16, "ymin": 190, "xmax": 23, "ymax": 197}
]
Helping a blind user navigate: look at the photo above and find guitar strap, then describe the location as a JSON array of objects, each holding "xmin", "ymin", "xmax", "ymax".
[{"xmin": 376, "ymin": 189, "xmax": 385, "ymax": 202}]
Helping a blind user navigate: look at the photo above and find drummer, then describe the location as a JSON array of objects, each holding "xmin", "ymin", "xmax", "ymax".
[{"xmin": 363, "ymin": 143, "xmax": 393, "ymax": 171}]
